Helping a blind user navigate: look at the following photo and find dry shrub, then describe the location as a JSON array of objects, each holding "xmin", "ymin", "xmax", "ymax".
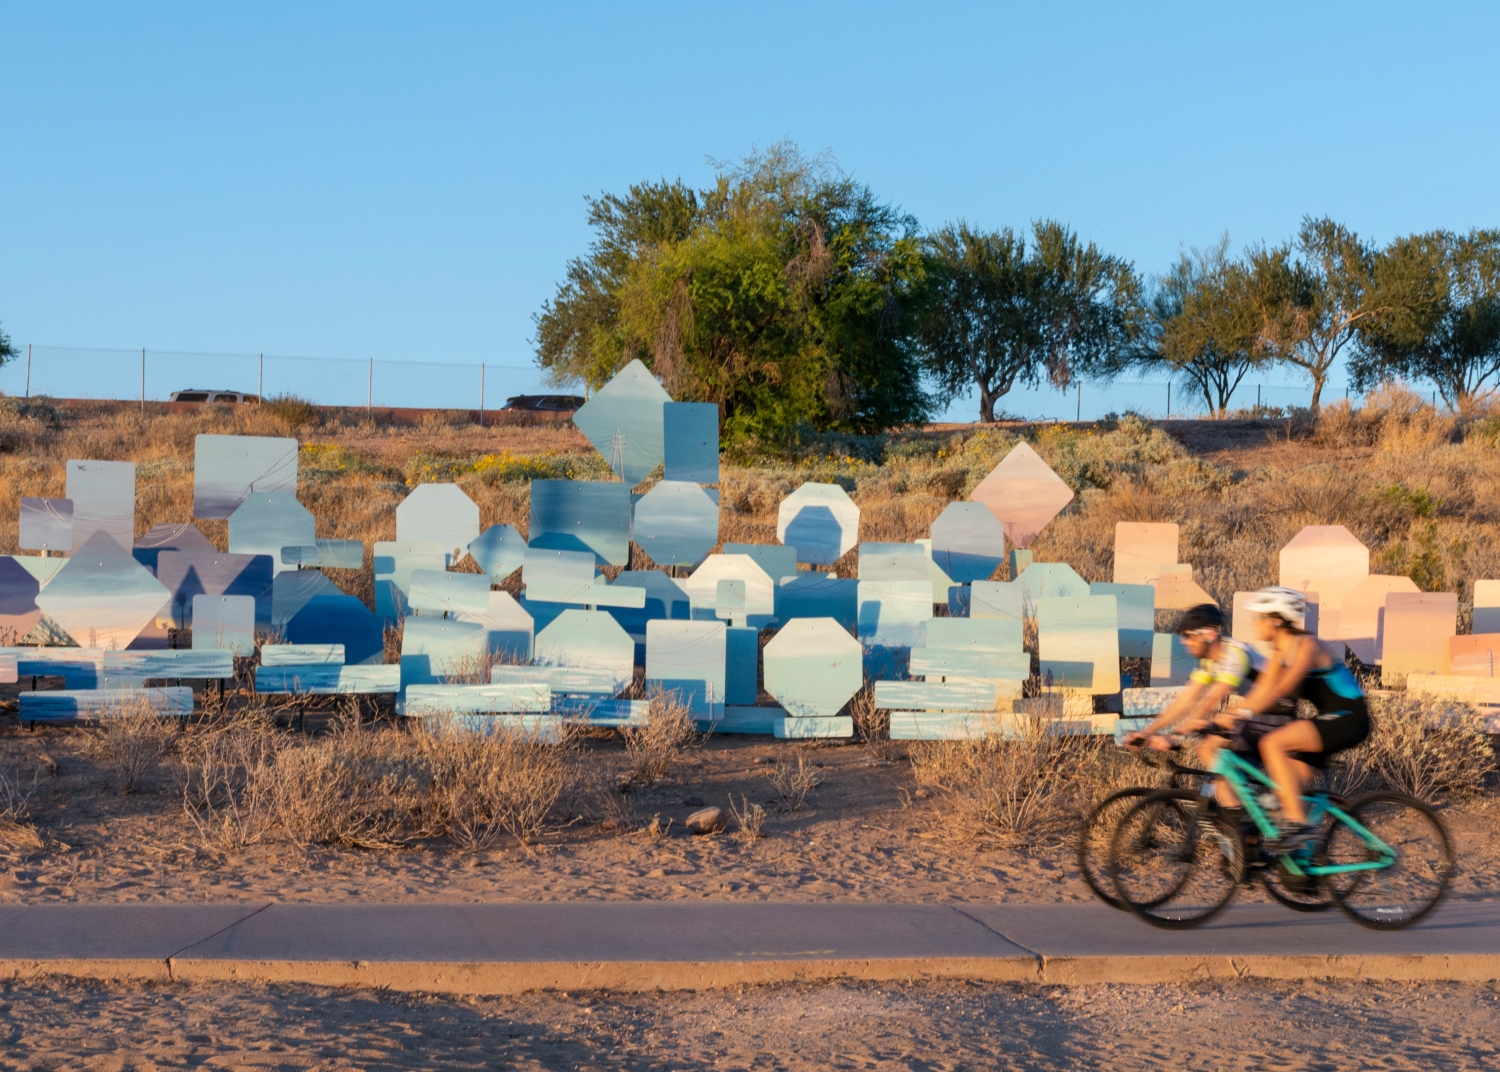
[
  {"xmin": 729, "ymin": 793, "xmax": 766, "ymax": 840},
  {"xmin": 0, "ymin": 749, "xmax": 41, "ymax": 825},
  {"xmin": 848, "ymin": 683, "xmax": 899, "ymax": 761},
  {"xmin": 909, "ymin": 713, "xmax": 1081, "ymax": 844},
  {"xmin": 619, "ymin": 691, "xmax": 697, "ymax": 787},
  {"xmin": 415, "ymin": 715, "xmax": 572, "ymax": 850},
  {"xmin": 94, "ymin": 701, "xmax": 178, "ymax": 793},
  {"xmin": 1332, "ymin": 694, "xmax": 1496, "ymax": 802},
  {"xmin": 263, "ymin": 394, "xmax": 321, "ymax": 431},
  {"xmin": 764, "ymin": 753, "xmax": 821, "ymax": 812},
  {"xmin": 178, "ymin": 706, "xmax": 282, "ymax": 849}
]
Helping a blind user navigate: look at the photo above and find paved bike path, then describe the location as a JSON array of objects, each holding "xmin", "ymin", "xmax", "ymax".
[{"xmin": 2, "ymin": 900, "xmax": 1497, "ymax": 992}]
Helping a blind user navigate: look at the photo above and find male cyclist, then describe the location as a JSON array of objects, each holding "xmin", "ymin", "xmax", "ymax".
[
  {"xmin": 1122, "ymin": 603, "xmax": 1293, "ymax": 807},
  {"xmin": 1227, "ymin": 586, "xmax": 1371, "ymax": 848}
]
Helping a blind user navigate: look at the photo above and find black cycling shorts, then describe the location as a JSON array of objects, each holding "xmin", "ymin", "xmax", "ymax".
[{"xmin": 1311, "ymin": 706, "xmax": 1371, "ymax": 755}]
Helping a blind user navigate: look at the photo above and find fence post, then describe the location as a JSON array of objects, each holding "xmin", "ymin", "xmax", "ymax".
[
  {"xmin": 24, "ymin": 344, "xmax": 30, "ymax": 399},
  {"xmin": 1166, "ymin": 382, "xmax": 1171, "ymax": 417},
  {"xmin": 1076, "ymin": 382, "xmax": 1081, "ymax": 422},
  {"xmin": 367, "ymin": 358, "xmax": 373, "ymax": 415},
  {"xmin": 141, "ymin": 348, "xmax": 146, "ymax": 412},
  {"xmin": 480, "ymin": 362, "xmax": 485, "ymax": 426},
  {"xmin": 259, "ymin": 354, "xmax": 264, "ymax": 403}
]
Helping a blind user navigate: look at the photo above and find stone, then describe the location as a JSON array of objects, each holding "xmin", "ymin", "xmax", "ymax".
[{"xmin": 685, "ymin": 806, "xmax": 725, "ymax": 834}]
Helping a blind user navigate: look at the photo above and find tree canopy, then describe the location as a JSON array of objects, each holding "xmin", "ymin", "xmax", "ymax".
[
  {"xmin": 534, "ymin": 145, "xmax": 932, "ymax": 443},
  {"xmin": 0, "ymin": 323, "xmax": 16, "ymax": 368},
  {"xmin": 913, "ymin": 221, "xmax": 1143, "ymax": 423}
]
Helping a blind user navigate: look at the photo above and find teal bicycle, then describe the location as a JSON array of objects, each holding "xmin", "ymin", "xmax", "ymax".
[{"xmin": 1108, "ymin": 743, "xmax": 1454, "ymax": 930}]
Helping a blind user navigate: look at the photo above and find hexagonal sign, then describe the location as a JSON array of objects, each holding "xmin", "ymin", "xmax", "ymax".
[
  {"xmin": 777, "ymin": 482, "xmax": 859, "ymax": 565},
  {"xmin": 764, "ymin": 617, "xmax": 863, "ymax": 719},
  {"xmin": 631, "ymin": 480, "xmax": 719, "ymax": 567},
  {"xmin": 534, "ymin": 608, "xmax": 636, "ymax": 693},
  {"xmin": 397, "ymin": 484, "xmax": 480, "ymax": 565},
  {"xmin": 930, "ymin": 502, "xmax": 1006, "ymax": 583},
  {"xmin": 969, "ymin": 442, "xmax": 1073, "ymax": 549},
  {"xmin": 572, "ymin": 359, "xmax": 670, "ymax": 487},
  {"xmin": 35, "ymin": 529, "xmax": 171, "ymax": 649},
  {"xmin": 228, "ymin": 491, "xmax": 316, "ymax": 576},
  {"xmin": 683, "ymin": 554, "xmax": 775, "ymax": 627}
]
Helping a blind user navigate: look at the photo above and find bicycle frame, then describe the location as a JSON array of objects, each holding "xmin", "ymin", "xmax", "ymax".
[{"xmin": 1209, "ymin": 749, "xmax": 1395, "ymax": 879}]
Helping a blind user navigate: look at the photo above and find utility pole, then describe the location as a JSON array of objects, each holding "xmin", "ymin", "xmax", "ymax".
[
  {"xmin": 1166, "ymin": 382, "xmax": 1171, "ymax": 417},
  {"xmin": 24, "ymin": 344, "xmax": 31, "ymax": 399},
  {"xmin": 367, "ymin": 358, "xmax": 373, "ymax": 415},
  {"xmin": 259, "ymin": 354, "xmax": 264, "ymax": 402},
  {"xmin": 141, "ymin": 348, "xmax": 146, "ymax": 412},
  {"xmin": 480, "ymin": 362, "xmax": 485, "ymax": 426},
  {"xmin": 1076, "ymin": 382, "xmax": 1081, "ymax": 422}
]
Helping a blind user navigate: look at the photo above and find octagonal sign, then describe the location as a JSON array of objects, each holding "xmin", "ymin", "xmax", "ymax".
[
  {"xmin": 969, "ymin": 442, "xmax": 1073, "ymax": 549},
  {"xmin": 397, "ymin": 484, "xmax": 481, "ymax": 565},
  {"xmin": 777, "ymin": 482, "xmax": 859, "ymax": 565},
  {"xmin": 763, "ymin": 617, "xmax": 862, "ymax": 718},
  {"xmin": 632, "ymin": 480, "xmax": 719, "ymax": 567},
  {"xmin": 930, "ymin": 502, "xmax": 1006, "ymax": 583}
]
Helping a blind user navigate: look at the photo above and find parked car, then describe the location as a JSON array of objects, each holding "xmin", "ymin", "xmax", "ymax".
[
  {"xmin": 169, "ymin": 389, "xmax": 261, "ymax": 403},
  {"xmin": 501, "ymin": 394, "xmax": 585, "ymax": 412}
]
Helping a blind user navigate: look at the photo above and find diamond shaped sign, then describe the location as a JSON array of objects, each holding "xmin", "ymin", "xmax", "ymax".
[
  {"xmin": 36, "ymin": 529, "xmax": 171, "ymax": 649},
  {"xmin": 572, "ymin": 359, "xmax": 670, "ymax": 487},
  {"xmin": 969, "ymin": 442, "xmax": 1073, "ymax": 548}
]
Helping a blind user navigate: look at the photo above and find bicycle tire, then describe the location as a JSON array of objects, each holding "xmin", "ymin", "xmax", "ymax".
[
  {"xmin": 1326, "ymin": 791, "xmax": 1454, "ymax": 931},
  {"xmin": 1262, "ymin": 857, "xmax": 1333, "ymax": 912},
  {"xmin": 1109, "ymin": 789, "xmax": 1244, "ymax": 930},
  {"xmin": 1076, "ymin": 787, "xmax": 1154, "ymax": 910}
]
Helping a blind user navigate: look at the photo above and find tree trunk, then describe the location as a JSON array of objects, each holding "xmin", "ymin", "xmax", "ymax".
[
  {"xmin": 1309, "ymin": 374, "xmax": 1324, "ymax": 412},
  {"xmin": 978, "ymin": 384, "xmax": 996, "ymax": 423}
]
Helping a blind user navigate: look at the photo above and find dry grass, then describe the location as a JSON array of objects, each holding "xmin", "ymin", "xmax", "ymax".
[
  {"xmin": 728, "ymin": 793, "xmax": 767, "ymax": 840},
  {"xmin": 90, "ymin": 700, "xmax": 179, "ymax": 793},
  {"xmin": 619, "ymin": 691, "xmax": 697, "ymax": 788},
  {"xmin": 1332, "ymin": 694, "xmax": 1497, "ymax": 802},
  {"xmin": 764, "ymin": 753, "xmax": 822, "ymax": 812}
]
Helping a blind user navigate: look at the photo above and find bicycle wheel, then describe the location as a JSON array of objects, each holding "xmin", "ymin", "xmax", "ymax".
[
  {"xmin": 1326, "ymin": 792, "xmax": 1454, "ymax": 930},
  {"xmin": 1262, "ymin": 855, "xmax": 1333, "ymax": 912},
  {"xmin": 1077, "ymin": 787, "xmax": 1153, "ymax": 910},
  {"xmin": 1109, "ymin": 789, "xmax": 1243, "ymax": 929}
]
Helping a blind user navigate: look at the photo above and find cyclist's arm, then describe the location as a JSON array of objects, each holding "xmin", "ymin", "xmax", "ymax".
[
  {"xmin": 1135, "ymin": 679, "xmax": 1206, "ymax": 737},
  {"xmin": 1236, "ymin": 636, "xmax": 1318, "ymax": 715},
  {"xmin": 1176, "ymin": 679, "xmax": 1236, "ymax": 732}
]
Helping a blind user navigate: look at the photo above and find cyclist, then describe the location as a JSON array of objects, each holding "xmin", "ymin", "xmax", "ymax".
[
  {"xmin": 1230, "ymin": 586, "xmax": 1371, "ymax": 848},
  {"xmin": 1122, "ymin": 602, "xmax": 1293, "ymax": 807}
]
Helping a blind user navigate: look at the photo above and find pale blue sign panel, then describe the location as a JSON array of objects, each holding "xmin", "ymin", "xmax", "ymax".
[
  {"xmin": 19, "ymin": 497, "xmax": 72, "ymax": 553},
  {"xmin": 715, "ymin": 579, "xmax": 746, "ymax": 618},
  {"xmin": 646, "ymin": 619, "xmax": 727, "ymax": 717},
  {"xmin": 452, "ymin": 590, "xmax": 535, "ymax": 663},
  {"xmin": 396, "ymin": 484, "xmax": 481, "ymax": 564},
  {"xmin": 272, "ymin": 568, "xmax": 343, "ymax": 628},
  {"xmin": 857, "ymin": 543, "xmax": 929, "ymax": 582},
  {"xmin": 523, "ymin": 547, "xmax": 596, "ymax": 589},
  {"xmin": 873, "ymin": 681, "xmax": 997, "ymax": 712},
  {"xmin": 777, "ymin": 483, "xmax": 859, "ymax": 565},
  {"xmin": 773, "ymin": 715, "xmax": 853, "ymax": 739},
  {"xmin": 228, "ymin": 492, "xmax": 315, "ymax": 576},
  {"xmin": 725, "ymin": 624, "xmax": 758, "ymax": 705},
  {"xmin": 684, "ymin": 554, "xmax": 776, "ymax": 628},
  {"xmin": 156, "ymin": 551, "xmax": 274, "ymax": 629},
  {"xmin": 255, "ymin": 664, "xmax": 399, "ymax": 695},
  {"xmin": 103, "ymin": 649, "xmax": 235, "ymax": 679},
  {"xmin": 280, "ymin": 539, "xmax": 364, "ymax": 570},
  {"xmin": 407, "ymin": 569, "xmax": 491, "ymax": 615},
  {"xmin": 0, "ymin": 557, "xmax": 43, "ymax": 643},
  {"xmin": 1150, "ymin": 632, "xmax": 1195, "ymax": 686},
  {"xmin": 525, "ymin": 580, "xmax": 646, "ymax": 608},
  {"xmin": 1090, "ymin": 581, "xmax": 1155, "ymax": 659},
  {"xmin": 857, "ymin": 579, "xmax": 932, "ymax": 648},
  {"xmin": 193, "ymin": 434, "xmax": 298, "ymax": 519},
  {"xmin": 9, "ymin": 555, "xmax": 64, "ymax": 589},
  {"xmin": 775, "ymin": 574, "xmax": 858, "ymax": 630},
  {"xmin": 632, "ymin": 480, "xmax": 718, "ymax": 567},
  {"xmin": 715, "ymin": 706, "xmax": 778, "ymax": 735},
  {"xmin": 260, "ymin": 643, "xmax": 345, "ymax": 666},
  {"xmin": 468, "ymin": 524, "xmax": 527, "ymax": 583},
  {"xmin": 1123, "ymin": 686, "xmax": 1186, "ymax": 716},
  {"xmin": 529, "ymin": 480, "xmax": 631, "ymax": 566},
  {"xmin": 133, "ymin": 522, "xmax": 215, "ymax": 573},
  {"xmin": 491, "ymin": 664, "xmax": 618, "ymax": 696},
  {"xmin": 930, "ymin": 502, "xmax": 1006, "ymax": 583},
  {"xmin": 723, "ymin": 543, "xmax": 798, "ymax": 583},
  {"xmin": 908, "ymin": 649, "xmax": 1031, "ymax": 681},
  {"xmin": 572, "ymin": 359, "xmax": 670, "ymax": 486},
  {"xmin": 534, "ymin": 609, "xmax": 636, "ymax": 691},
  {"xmin": 403, "ymin": 683, "xmax": 552, "ymax": 716},
  {"xmin": 400, "ymin": 616, "xmax": 493, "ymax": 688},
  {"xmin": 914, "ymin": 539, "xmax": 957, "ymax": 604},
  {"xmin": 20, "ymin": 687, "xmax": 194, "ymax": 722},
  {"xmin": 763, "ymin": 617, "xmax": 862, "ymax": 719},
  {"xmin": 607, "ymin": 570, "xmax": 691, "ymax": 656},
  {"xmin": 190, "ymin": 595, "xmax": 256, "ymax": 656},
  {"xmin": 663, "ymin": 401, "xmax": 719, "ymax": 484},
  {"xmin": 970, "ymin": 580, "xmax": 1023, "ymax": 621},
  {"xmin": 65, "ymin": 459, "xmax": 135, "ymax": 554},
  {"xmin": 1010, "ymin": 549, "xmax": 1034, "ymax": 578},
  {"xmin": 925, "ymin": 617, "xmax": 1024, "ymax": 653},
  {"xmin": 1037, "ymin": 594, "xmax": 1120, "ymax": 693},
  {"xmin": 36, "ymin": 529, "xmax": 171, "ymax": 650},
  {"xmin": 1017, "ymin": 562, "xmax": 1090, "ymax": 607},
  {"xmin": 285, "ymin": 594, "xmax": 385, "ymax": 665},
  {"xmin": 947, "ymin": 585, "xmax": 971, "ymax": 618},
  {"xmin": 0, "ymin": 645, "xmax": 104, "ymax": 687},
  {"xmin": 373, "ymin": 540, "xmax": 447, "ymax": 619}
]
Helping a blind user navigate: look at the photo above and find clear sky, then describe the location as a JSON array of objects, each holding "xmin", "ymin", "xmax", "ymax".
[{"xmin": 2, "ymin": 2, "xmax": 1497, "ymax": 417}]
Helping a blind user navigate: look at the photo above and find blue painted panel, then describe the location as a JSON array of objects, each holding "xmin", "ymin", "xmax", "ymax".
[
  {"xmin": 908, "ymin": 649, "xmax": 1030, "ymax": 680},
  {"xmin": 762, "ymin": 617, "xmax": 862, "ymax": 719},
  {"xmin": 1150, "ymin": 632, "xmax": 1195, "ymax": 686},
  {"xmin": 227, "ymin": 492, "xmax": 315, "ymax": 576},
  {"xmin": 65, "ymin": 459, "xmax": 134, "ymax": 554},
  {"xmin": 646, "ymin": 620, "xmax": 726, "ymax": 716},
  {"xmin": 19, "ymin": 497, "xmax": 73, "ymax": 553},
  {"xmin": 451, "ymin": 591, "xmax": 534, "ymax": 664},
  {"xmin": 925, "ymin": 617, "xmax": 1023, "ymax": 652},
  {"xmin": 725, "ymin": 624, "xmax": 758, "ymax": 705},
  {"xmin": 533, "ymin": 609, "xmax": 635, "ymax": 690},
  {"xmin": 400, "ymin": 616, "xmax": 490, "ymax": 688},
  {"xmin": 632, "ymin": 480, "xmax": 718, "ymax": 567},
  {"xmin": 856, "ymin": 580, "xmax": 932, "ymax": 648},
  {"xmin": 20, "ymin": 686, "xmax": 194, "ymax": 721},
  {"xmin": 1018, "ymin": 563, "xmax": 1090, "ymax": 606},
  {"xmin": 373, "ymin": 540, "xmax": 446, "ymax": 619},
  {"xmin": 663, "ymin": 401, "xmax": 719, "ymax": 484},
  {"xmin": 857, "ymin": 543, "xmax": 929, "ymax": 582},
  {"xmin": 1090, "ymin": 581, "xmax": 1155, "ymax": 659},
  {"xmin": 272, "ymin": 568, "xmax": 344, "ymax": 628},
  {"xmin": 571, "ymin": 359, "xmax": 669, "ymax": 486},
  {"xmin": 524, "ymin": 579, "xmax": 647, "ymax": 608},
  {"xmin": 468, "ymin": 524, "xmax": 527, "ymax": 583},
  {"xmin": 403, "ymin": 683, "xmax": 552, "ymax": 715},
  {"xmin": 193, "ymin": 434, "xmax": 298, "ymax": 519},
  {"xmin": 395, "ymin": 484, "xmax": 481, "ymax": 563},
  {"xmin": 254, "ymin": 664, "xmax": 400, "ymax": 695},
  {"xmin": 189, "ymin": 595, "xmax": 256, "ymax": 656},
  {"xmin": 970, "ymin": 581, "xmax": 1023, "ymax": 621},
  {"xmin": 35, "ymin": 530, "xmax": 171, "ymax": 649},
  {"xmin": 947, "ymin": 585, "xmax": 971, "ymax": 618},
  {"xmin": 873, "ymin": 681, "xmax": 996, "ymax": 711},
  {"xmin": 132, "ymin": 523, "xmax": 215, "ymax": 573},
  {"xmin": 490, "ymin": 665, "xmax": 619, "ymax": 696},
  {"xmin": 774, "ymin": 575, "xmax": 858, "ymax": 630},
  {"xmin": 529, "ymin": 480, "xmax": 631, "ymax": 566},
  {"xmin": 285, "ymin": 594, "xmax": 385, "ymax": 665},
  {"xmin": 723, "ymin": 543, "xmax": 798, "ymax": 582},
  {"xmin": 713, "ymin": 705, "xmax": 778, "ymax": 735},
  {"xmin": 0, "ymin": 556, "xmax": 42, "ymax": 642},
  {"xmin": 0, "ymin": 645, "xmax": 104, "ymax": 687},
  {"xmin": 102, "ymin": 650, "xmax": 234, "ymax": 679},
  {"xmin": 156, "ymin": 551, "xmax": 274, "ymax": 629},
  {"xmin": 407, "ymin": 569, "xmax": 491, "ymax": 615},
  {"xmin": 280, "ymin": 539, "xmax": 364, "ymax": 569},
  {"xmin": 930, "ymin": 502, "xmax": 1006, "ymax": 583},
  {"xmin": 260, "ymin": 643, "xmax": 345, "ymax": 666},
  {"xmin": 777, "ymin": 483, "xmax": 859, "ymax": 565},
  {"xmin": 1037, "ymin": 594, "xmax": 1120, "ymax": 693}
]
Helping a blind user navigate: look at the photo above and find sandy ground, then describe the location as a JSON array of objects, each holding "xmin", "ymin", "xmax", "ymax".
[
  {"xmin": 3, "ymin": 728, "xmax": 1498, "ymax": 908},
  {"xmin": 2, "ymin": 976, "xmax": 1498, "ymax": 1071}
]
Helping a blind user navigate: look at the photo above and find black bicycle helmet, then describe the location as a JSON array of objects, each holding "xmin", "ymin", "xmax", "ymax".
[{"xmin": 1176, "ymin": 603, "xmax": 1225, "ymax": 633}]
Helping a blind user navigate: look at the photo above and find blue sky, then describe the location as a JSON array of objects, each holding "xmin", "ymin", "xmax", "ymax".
[{"xmin": 2, "ymin": 2, "xmax": 1497, "ymax": 418}]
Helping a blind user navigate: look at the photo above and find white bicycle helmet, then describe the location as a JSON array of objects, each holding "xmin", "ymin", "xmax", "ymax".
[{"xmin": 1245, "ymin": 586, "xmax": 1307, "ymax": 629}]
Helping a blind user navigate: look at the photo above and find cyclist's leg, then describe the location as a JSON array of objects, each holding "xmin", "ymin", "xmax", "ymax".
[
  {"xmin": 1259, "ymin": 720, "xmax": 1323, "ymax": 823},
  {"xmin": 1197, "ymin": 734, "xmax": 1239, "ymax": 806}
]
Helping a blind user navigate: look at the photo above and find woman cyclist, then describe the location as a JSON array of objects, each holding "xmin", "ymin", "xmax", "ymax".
[{"xmin": 1230, "ymin": 586, "xmax": 1371, "ymax": 848}]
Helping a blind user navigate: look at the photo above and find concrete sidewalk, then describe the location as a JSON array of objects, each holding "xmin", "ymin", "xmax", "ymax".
[{"xmin": 2, "ymin": 900, "xmax": 1499, "ymax": 993}]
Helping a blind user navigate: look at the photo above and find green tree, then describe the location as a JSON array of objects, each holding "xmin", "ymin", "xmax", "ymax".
[
  {"xmin": 1249, "ymin": 217, "xmax": 1377, "ymax": 411},
  {"xmin": 914, "ymin": 221, "xmax": 1143, "ymax": 423},
  {"xmin": 0, "ymin": 322, "xmax": 16, "ymax": 367},
  {"xmin": 1128, "ymin": 238, "xmax": 1269, "ymax": 417},
  {"xmin": 1353, "ymin": 228, "xmax": 1500, "ymax": 409},
  {"xmin": 533, "ymin": 145, "xmax": 932, "ymax": 442}
]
